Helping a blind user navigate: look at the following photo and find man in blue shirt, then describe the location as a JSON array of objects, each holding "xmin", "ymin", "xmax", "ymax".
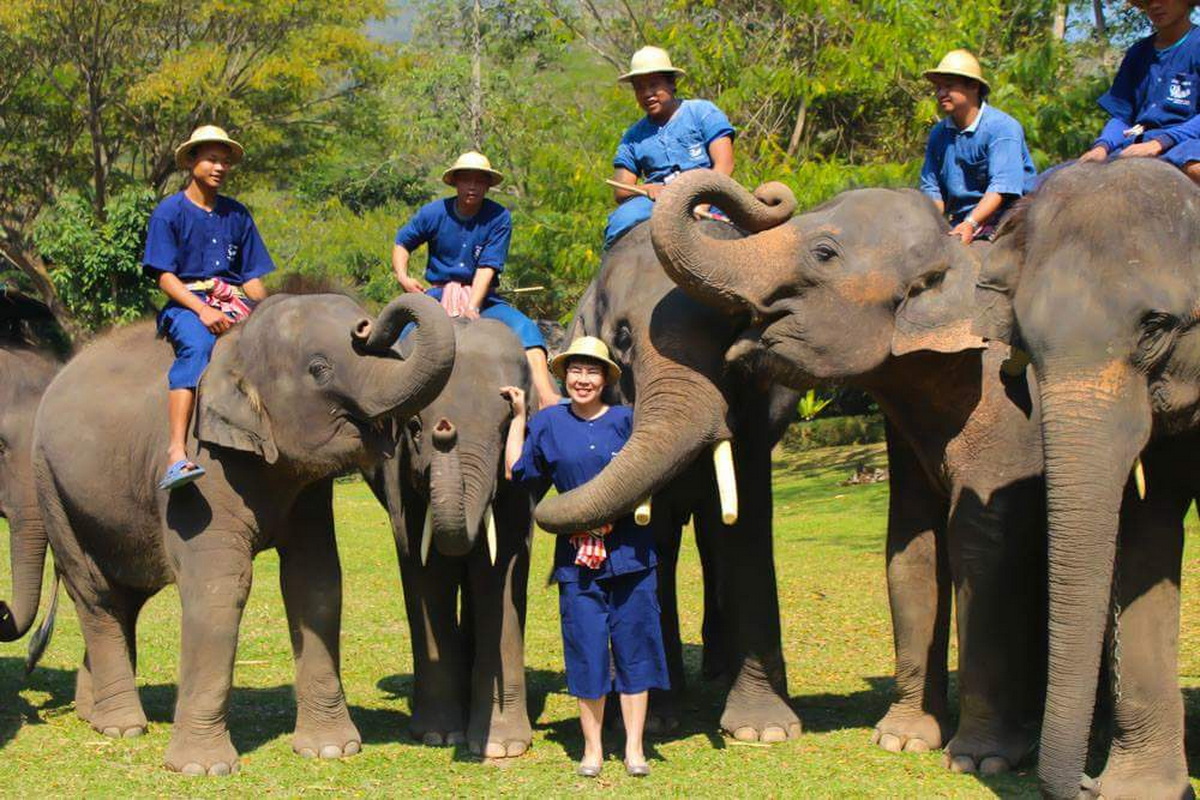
[
  {"xmin": 606, "ymin": 46, "xmax": 736, "ymax": 248},
  {"xmin": 142, "ymin": 125, "xmax": 274, "ymax": 490},
  {"xmin": 1079, "ymin": 0, "xmax": 1200, "ymax": 183},
  {"xmin": 919, "ymin": 50, "xmax": 1037, "ymax": 243},
  {"xmin": 393, "ymin": 152, "xmax": 561, "ymax": 408}
]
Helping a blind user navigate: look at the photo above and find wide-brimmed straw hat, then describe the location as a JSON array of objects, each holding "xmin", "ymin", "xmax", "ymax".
[
  {"xmin": 618, "ymin": 46, "xmax": 686, "ymax": 83},
  {"xmin": 923, "ymin": 49, "xmax": 990, "ymax": 93},
  {"xmin": 174, "ymin": 125, "xmax": 244, "ymax": 170},
  {"xmin": 549, "ymin": 336, "xmax": 622, "ymax": 384},
  {"xmin": 441, "ymin": 151, "xmax": 504, "ymax": 187}
]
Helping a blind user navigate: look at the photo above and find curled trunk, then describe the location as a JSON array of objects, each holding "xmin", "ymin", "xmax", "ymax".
[
  {"xmin": 1036, "ymin": 361, "xmax": 1151, "ymax": 799},
  {"xmin": 651, "ymin": 170, "xmax": 799, "ymax": 317},
  {"xmin": 0, "ymin": 505, "xmax": 47, "ymax": 642},
  {"xmin": 353, "ymin": 294, "xmax": 456, "ymax": 419}
]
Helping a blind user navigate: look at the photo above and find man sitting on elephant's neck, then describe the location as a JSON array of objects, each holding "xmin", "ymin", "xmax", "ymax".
[
  {"xmin": 605, "ymin": 46, "xmax": 735, "ymax": 249},
  {"xmin": 392, "ymin": 151, "xmax": 562, "ymax": 409},
  {"xmin": 142, "ymin": 125, "xmax": 274, "ymax": 492},
  {"xmin": 919, "ymin": 49, "xmax": 1037, "ymax": 244}
]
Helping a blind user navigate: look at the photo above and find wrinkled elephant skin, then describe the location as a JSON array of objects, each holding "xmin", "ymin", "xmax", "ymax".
[
  {"xmin": 32, "ymin": 292, "xmax": 455, "ymax": 775},
  {"xmin": 366, "ymin": 318, "xmax": 533, "ymax": 758}
]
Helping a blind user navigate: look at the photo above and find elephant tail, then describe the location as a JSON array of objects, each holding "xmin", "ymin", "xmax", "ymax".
[{"xmin": 25, "ymin": 571, "xmax": 59, "ymax": 674}]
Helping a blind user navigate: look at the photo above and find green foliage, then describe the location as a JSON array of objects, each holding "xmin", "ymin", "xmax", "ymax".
[
  {"xmin": 33, "ymin": 189, "xmax": 158, "ymax": 332},
  {"xmin": 797, "ymin": 389, "xmax": 833, "ymax": 422},
  {"xmin": 783, "ymin": 414, "xmax": 887, "ymax": 451}
]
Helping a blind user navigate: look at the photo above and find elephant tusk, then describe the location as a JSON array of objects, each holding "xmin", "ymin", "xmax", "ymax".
[
  {"xmin": 713, "ymin": 439, "xmax": 738, "ymax": 525},
  {"xmin": 485, "ymin": 505, "xmax": 498, "ymax": 566},
  {"xmin": 634, "ymin": 497, "xmax": 652, "ymax": 526},
  {"xmin": 1134, "ymin": 457, "xmax": 1146, "ymax": 500},
  {"xmin": 420, "ymin": 505, "xmax": 433, "ymax": 566}
]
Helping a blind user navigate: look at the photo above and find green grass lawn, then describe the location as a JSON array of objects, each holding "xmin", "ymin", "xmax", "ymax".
[{"xmin": 2, "ymin": 443, "xmax": 1199, "ymax": 796}]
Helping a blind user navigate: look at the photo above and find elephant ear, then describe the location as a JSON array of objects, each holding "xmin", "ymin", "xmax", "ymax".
[
  {"xmin": 971, "ymin": 204, "xmax": 1029, "ymax": 345},
  {"xmin": 195, "ymin": 328, "xmax": 279, "ymax": 463},
  {"xmin": 891, "ymin": 246, "xmax": 988, "ymax": 357}
]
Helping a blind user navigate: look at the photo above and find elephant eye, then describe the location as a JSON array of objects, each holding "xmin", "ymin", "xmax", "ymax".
[
  {"xmin": 406, "ymin": 417, "xmax": 422, "ymax": 438},
  {"xmin": 812, "ymin": 242, "xmax": 838, "ymax": 263},
  {"xmin": 308, "ymin": 355, "xmax": 334, "ymax": 387},
  {"xmin": 0, "ymin": 437, "xmax": 7, "ymax": 458},
  {"xmin": 613, "ymin": 323, "xmax": 633, "ymax": 354}
]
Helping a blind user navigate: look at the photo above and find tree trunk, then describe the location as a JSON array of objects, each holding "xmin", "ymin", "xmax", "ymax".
[
  {"xmin": 1092, "ymin": 0, "xmax": 1107, "ymax": 41},
  {"xmin": 1052, "ymin": 2, "xmax": 1067, "ymax": 40},
  {"xmin": 470, "ymin": 0, "xmax": 483, "ymax": 150},
  {"xmin": 0, "ymin": 239, "xmax": 81, "ymax": 347},
  {"xmin": 786, "ymin": 98, "xmax": 807, "ymax": 158}
]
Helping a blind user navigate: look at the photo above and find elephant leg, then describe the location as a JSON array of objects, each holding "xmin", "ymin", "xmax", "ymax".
[
  {"xmin": 695, "ymin": 503, "xmax": 727, "ymax": 682},
  {"xmin": 395, "ymin": 501, "xmax": 469, "ymax": 745},
  {"xmin": 163, "ymin": 535, "xmax": 252, "ymax": 776},
  {"xmin": 714, "ymin": 425, "xmax": 800, "ymax": 743},
  {"xmin": 873, "ymin": 428, "xmax": 951, "ymax": 755},
  {"xmin": 943, "ymin": 478, "xmax": 1044, "ymax": 775},
  {"xmin": 279, "ymin": 481, "xmax": 361, "ymax": 760},
  {"xmin": 647, "ymin": 511, "xmax": 685, "ymax": 735},
  {"xmin": 1092, "ymin": 471, "xmax": 1191, "ymax": 799},
  {"xmin": 464, "ymin": 487, "xmax": 532, "ymax": 758}
]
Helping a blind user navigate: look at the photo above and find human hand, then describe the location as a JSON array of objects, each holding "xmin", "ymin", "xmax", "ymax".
[
  {"xmin": 642, "ymin": 183, "xmax": 664, "ymax": 201},
  {"xmin": 948, "ymin": 220, "xmax": 977, "ymax": 244},
  {"xmin": 693, "ymin": 202, "xmax": 712, "ymax": 219},
  {"xmin": 1078, "ymin": 145, "xmax": 1109, "ymax": 163},
  {"xmin": 198, "ymin": 305, "xmax": 232, "ymax": 335},
  {"xmin": 398, "ymin": 275, "xmax": 426, "ymax": 294},
  {"xmin": 1117, "ymin": 140, "xmax": 1164, "ymax": 159},
  {"xmin": 463, "ymin": 306, "xmax": 481, "ymax": 321},
  {"xmin": 499, "ymin": 386, "xmax": 526, "ymax": 416}
]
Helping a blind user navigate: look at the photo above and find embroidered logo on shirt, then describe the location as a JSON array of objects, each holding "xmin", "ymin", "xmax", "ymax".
[
  {"xmin": 473, "ymin": 244, "xmax": 483, "ymax": 261},
  {"xmin": 226, "ymin": 243, "xmax": 239, "ymax": 262},
  {"xmin": 688, "ymin": 144, "xmax": 704, "ymax": 159},
  {"xmin": 1168, "ymin": 75, "xmax": 1194, "ymax": 106}
]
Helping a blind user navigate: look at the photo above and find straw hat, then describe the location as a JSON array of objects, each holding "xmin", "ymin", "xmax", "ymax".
[
  {"xmin": 174, "ymin": 125, "xmax": 244, "ymax": 170},
  {"xmin": 441, "ymin": 151, "xmax": 504, "ymax": 187},
  {"xmin": 549, "ymin": 336, "xmax": 622, "ymax": 384},
  {"xmin": 618, "ymin": 46, "xmax": 686, "ymax": 83},
  {"xmin": 923, "ymin": 49, "xmax": 990, "ymax": 93}
]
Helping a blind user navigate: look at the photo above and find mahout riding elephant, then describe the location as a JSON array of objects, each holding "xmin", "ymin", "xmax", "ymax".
[
  {"xmin": 31, "ymin": 292, "xmax": 455, "ymax": 776},
  {"xmin": 365, "ymin": 318, "xmax": 533, "ymax": 758},
  {"xmin": 537, "ymin": 218, "xmax": 803, "ymax": 743},
  {"xmin": 974, "ymin": 158, "xmax": 1200, "ymax": 799},
  {"xmin": 646, "ymin": 169, "xmax": 1049, "ymax": 774},
  {"xmin": 0, "ymin": 295, "xmax": 62, "ymax": 647}
]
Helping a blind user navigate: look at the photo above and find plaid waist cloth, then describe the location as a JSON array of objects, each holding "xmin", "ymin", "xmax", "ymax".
[
  {"xmin": 185, "ymin": 278, "xmax": 253, "ymax": 322},
  {"xmin": 569, "ymin": 523, "xmax": 613, "ymax": 569},
  {"xmin": 433, "ymin": 281, "xmax": 474, "ymax": 317}
]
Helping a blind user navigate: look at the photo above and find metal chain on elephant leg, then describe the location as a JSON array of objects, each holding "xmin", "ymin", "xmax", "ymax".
[{"xmin": 1109, "ymin": 541, "xmax": 1124, "ymax": 706}]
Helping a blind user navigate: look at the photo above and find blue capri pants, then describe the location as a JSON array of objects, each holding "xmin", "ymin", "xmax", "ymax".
[
  {"xmin": 558, "ymin": 567, "xmax": 670, "ymax": 700},
  {"xmin": 158, "ymin": 304, "xmax": 218, "ymax": 390}
]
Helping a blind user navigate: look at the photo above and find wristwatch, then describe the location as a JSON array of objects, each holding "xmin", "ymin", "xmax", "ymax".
[{"xmin": 964, "ymin": 216, "xmax": 980, "ymax": 231}]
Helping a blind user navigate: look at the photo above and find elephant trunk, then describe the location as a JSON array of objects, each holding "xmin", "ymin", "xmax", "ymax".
[
  {"xmin": 651, "ymin": 169, "xmax": 799, "ymax": 317},
  {"xmin": 1035, "ymin": 360, "xmax": 1151, "ymax": 799},
  {"xmin": 427, "ymin": 420, "xmax": 497, "ymax": 557},
  {"xmin": 352, "ymin": 293, "xmax": 456, "ymax": 420},
  {"xmin": 0, "ymin": 505, "xmax": 48, "ymax": 642},
  {"xmin": 535, "ymin": 358, "xmax": 729, "ymax": 533}
]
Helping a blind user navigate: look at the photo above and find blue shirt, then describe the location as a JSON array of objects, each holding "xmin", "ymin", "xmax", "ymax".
[
  {"xmin": 919, "ymin": 104, "xmax": 1038, "ymax": 225},
  {"xmin": 394, "ymin": 197, "xmax": 512, "ymax": 286},
  {"xmin": 1095, "ymin": 27, "xmax": 1200, "ymax": 152},
  {"xmin": 142, "ymin": 192, "xmax": 274, "ymax": 285},
  {"xmin": 614, "ymin": 99, "xmax": 736, "ymax": 184},
  {"xmin": 511, "ymin": 404, "xmax": 657, "ymax": 583}
]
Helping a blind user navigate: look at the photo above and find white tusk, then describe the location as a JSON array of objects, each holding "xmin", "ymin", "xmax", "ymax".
[
  {"xmin": 1134, "ymin": 457, "xmax": 1146, "ymax": 500},
  {"xmin": 713, "ymin": 439, "xmax": 738, "ymax": 525},
  {"xmin": 485, "ymin": 505, "xmax": 498, "ymax": 566},
  {"xmin": 634, "ymin": 497, "xmax": 652, "ymax": 526},
  {"xmin": 420, "ymin": 505, "xmax": 433, "ymax": 566}
]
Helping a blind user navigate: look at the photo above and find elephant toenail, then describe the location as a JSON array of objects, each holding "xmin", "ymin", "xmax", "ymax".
[
  {"xmin": 949, "ymin": 755, "xmax": 977, "ymax": 774},
  {"xmin": 319, "ymin": 744, "xmax": 343, "ymax": 759},
  {"xmin": 296, "ymin": 747, "xmax": 317, "ymax": 759},
  {"xmin": 979, "ymin": 756, "xmax": 1010, "ymax": 776},
  {"xmin": 207, "ymin": 762, "xmax": 231, "ymax": 776},
  {"xmin": 422, "ymin": 732, "xmax": 444, "ymax": 746},
  {"xmin": 445, "ymin": 731, "xmax": 466, "ymax": 745},
  {"xmin": 879, "ymin": 733, "xmax": 903, "ymax": 752},
  {"xmin": 122, "ymin": 727, "xmax": 143, "ymax": 738},
  {"xmin": 181, "ymin": 762, "xmax": 206, "ymax": 776},
  {"xmin": 343, "ymin": 741, "xmax": 361, "ymax": 756},
  {"xmin": 732, "ymin": 726, "xmax": 757, "ymax": 742},
  {"xmin": 903, "ymin": 738, "xmax": 930, "ymax": 753},
  {"xmin": 484, "ymin": 742, "xmax": 507, "ymax": 758},
  {"xmin": 101, "ymin": 726, "xmax": 120, "ymax": 738},
  {"xmin": 506, "ymin": 740, "xmax": 528, "ymax": 757},
  {"xmin": 760, "ymin": 726, "xmax": 787, "ymax": 743}
]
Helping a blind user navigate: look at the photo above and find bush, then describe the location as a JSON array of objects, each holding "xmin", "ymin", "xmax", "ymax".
[{"xmin": 782, "ymin": 414, "xmax": 886, "ymax": 451}]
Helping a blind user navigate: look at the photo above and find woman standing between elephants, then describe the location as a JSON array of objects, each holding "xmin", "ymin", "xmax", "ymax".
[
  {"xmin": 1078, "ymin": 0, "xmax": 1200, "ymax": 182},
  {"xmin": 142, "ymin": 125, "xmax": 274, "ymax": 491},
  {"xmin": 605, "ymin": 46, "xmax": 735, "ymax": 248},
  {"xmin": 919, "ymin": 49, "xmax": 1037, "ymax": 243},
  {"xmin": 500, "ymin": 337, "xmax": 668, "ymax": 778}
]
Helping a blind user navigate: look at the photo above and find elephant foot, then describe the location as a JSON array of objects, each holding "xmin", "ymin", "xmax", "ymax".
[
  {"xmin": 410, "ymin": 701, "xmax": 467, "ymax": 747},
  {"xmin": 292, "ymin": 717, "xmax": 362, "ymax": 760},
  {"xmin": 468, "ymin": 710, "xmax": 531, "ymax": 759},
  {"xmin": 165, "ymin": 730, "xmax": 239, "ymax": 777},
  {"xmin": 943, "ymin": 720, "xmax": 1036, "ymax": 776},
  {"xmin": 871, "ymin": 704, "xmax": 947, "ymax": 754},
  {"xmin": 418, "ymin": 730, "xmax": 466, "ymax": 746},
  {"xmin": 645, "ymin": 688, "xmax": 680, "ymax": 736},
  {"xmin": 74, "ymin": 665, "xmax": 94, "ymax": 723},
  {"xmin": 1090, "ymin": 753, "xmax": 1193, "ymax": 800},
  {"xmin": 89, "ymin": 697, "xmax": 148, "ymax": 739},
  {"xmin": 720, "ymin": 692, "xmax": 802, "ymax": 743}
]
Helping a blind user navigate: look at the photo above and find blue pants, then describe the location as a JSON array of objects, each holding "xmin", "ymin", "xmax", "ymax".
[
  {"xmin": 604, "ymin": 196, "xmax": 653, "ymax": 250},
  {"xmin": 558, "ymin": 567, "xmax": 670, "ymax": 700},
  {"xmin": 158, "ymin": 304, "xmax": 217, "ymax": 390},
  {"xmin": 424, "ymin": 288, "xmax": 545, "ymax": 350}
]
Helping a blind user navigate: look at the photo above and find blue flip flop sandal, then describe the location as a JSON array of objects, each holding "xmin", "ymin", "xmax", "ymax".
[{"xmin": 158, "ymin": 459, "xmax": 206, "ymax": 491}]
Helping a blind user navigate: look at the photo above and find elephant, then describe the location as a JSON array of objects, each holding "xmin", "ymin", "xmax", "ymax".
[
  {"xmin": 975, "ymin": 158, "xmax": 1200, "ymax": 799},
  {"xmin": 535, "ymin": 216, "xmax": 805, "ymax": 743},
  {"xmin": 365, "ymin": 317, "xmax": 533, "ymax": 758},
  {"xmin": 29, "ymin": 291, "xmax": 455, "ymax": 776},
  {"xmin": 645, "ymin": 169, "xmax": 1050, "ymax": 774},
  {"xmin": 0, "ymin": 295, "xmax": 61, "ymax": 647}
]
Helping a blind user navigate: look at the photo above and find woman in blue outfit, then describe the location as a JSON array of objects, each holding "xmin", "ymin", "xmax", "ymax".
[
  {"xmin": 501, "ymin": 337, "xmax": 668, "ymax": 778},
  {"xmin": 393, "ymin": 151, "xmax": 561, "ymax": 407},
  {"xmin": 919, "ymin": 49, "xmax": 1037, "ymax": 243},
  {"xmin": 142, "ymin": 125, "xmax": 274, "ymax": 490},
  {"xmin": 606, "ymin": 46, "xmax": 735, "ymax": 248},
  {"xmin": 1079, "ymin": 0, "xmax": 1200, "ymax": 183}
]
